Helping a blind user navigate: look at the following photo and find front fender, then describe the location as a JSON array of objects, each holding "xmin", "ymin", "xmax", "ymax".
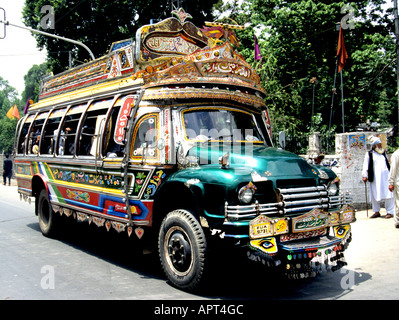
[
  {"xmin": 158, "ymin": 167, "xmax": 246, "ymax": 223},
  {"xmin": 152, "ymin": 175, "xmax": 204, "ymax": 228},
  {"xmin": 153, "ymin": 167, "xmax": 234, "ymax": 228}
]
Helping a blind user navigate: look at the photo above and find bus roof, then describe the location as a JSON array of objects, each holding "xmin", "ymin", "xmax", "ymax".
[{"xmin": 31, "ymin": 9, "xmax": 266, "ymax": 111}]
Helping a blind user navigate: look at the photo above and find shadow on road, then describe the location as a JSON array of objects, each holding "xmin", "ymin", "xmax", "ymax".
[{"xmin": 27, "ymin": 218, "xmax": 371, "ymax": 300}]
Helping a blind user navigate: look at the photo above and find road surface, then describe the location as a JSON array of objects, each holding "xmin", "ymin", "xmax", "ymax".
[{"xmin": 1, "ymin": 182, "xmax": 398, "ymax": 302}]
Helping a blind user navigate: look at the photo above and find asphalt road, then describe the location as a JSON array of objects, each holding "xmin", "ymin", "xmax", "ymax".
[{"xmin": 0, "ymin": 181, "xmax": 398, "ymax": 302}]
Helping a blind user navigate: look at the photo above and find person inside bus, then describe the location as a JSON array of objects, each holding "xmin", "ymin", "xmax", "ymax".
[
  {"xmin": 79, "ymin": 125, "xmax": 95, "ymax": 156},
  {"xmin": 20, "ymin": 137, "xmax": 26, "ymax": 154},
  {"xmin": 59, "ymin": 127, "xmax": 72, "ymax": 155},
  {"xmin": 31, "ymin": 130, "xmax": 41, "ymax": 154},
  {"xmin": 105, "ymin": 139, "xmax": 124, "ymax": 157}
]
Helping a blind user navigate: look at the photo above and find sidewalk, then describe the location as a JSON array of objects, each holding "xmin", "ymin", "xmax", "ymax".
[
  {"xmin": 0, "ymin": 179, "xmax": 20, "ymax": 201},
  {"xmin": 355, "ymin": 207, "xmax": 398, "ymax": 223},
  {"xmin": 2, "ymin": 178, "xmax": 17, "ymax": 187}
]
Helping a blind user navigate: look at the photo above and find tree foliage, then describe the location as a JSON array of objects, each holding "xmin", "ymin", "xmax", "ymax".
[
  {"xmin": 0, "ymin": 63, "xmax": 49, "ymax": 154},
  {"xmin": 0, "ymin": 77, "xmax": 20, "ymax": 154},
  {"xmin": 215, "ymin": 0, "xmax": 396, "ymax": 152},
  {"xmin": 18, "ymin": 0, "xmax": 398, "ymax": 155},
  {"xmin": 0, "ymin": 77, "xmax": 19, "ymax": 117},
  {"xmin": 22, "ymin": 63, "xmax": 51, "ymax": 103}
]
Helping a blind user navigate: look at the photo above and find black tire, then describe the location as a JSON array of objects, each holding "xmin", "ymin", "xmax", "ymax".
[
  {"xmin": 37, "ymin": 189, "xmax": 58, "ymax": 237},
  {"xmin": 158, "ymin": 209, "xmax": 207, "ymax": 291}
]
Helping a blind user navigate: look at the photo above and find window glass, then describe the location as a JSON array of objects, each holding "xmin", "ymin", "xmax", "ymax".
[
  {"xmin": 57, "ymin": 105, "xmax": 84, "ymax": 156},
  {"xmin": 40, "ymin": 108, "xmax": 67, "ymax": 155},
  {"xmin": 78, "ymin": 101, "xmax": 109, "ymax": 157},
  {"xmin": 132, "ymin": 114, "xmax": 159, "ymax": 161},
  {"xmin": 17, "ymin": 114, "xmax": 35, "ymax": 154},
  {"xmin": 103, "ymin": 104, "xmax": 125, "ymax": 157},
  {"xmin": 182, "ymin": 108, "xmax": 264, "ymax": 144},
  {"xmin": 28, "ymin": 112, "xmax": 49, "ymax": 154},
  {"xmin": 103, "ymin": 95, "xmax": 136, "ymax": 158}
]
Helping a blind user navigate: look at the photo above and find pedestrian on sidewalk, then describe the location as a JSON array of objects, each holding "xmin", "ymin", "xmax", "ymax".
[
  {"xmin": 362, "ymin": 136, "xmax": 394, "ymax": 219},
  {"xmin": 3, "ymin": 154, "xmax": 13, "ymax": 186},
  {"xmin": 388, "ymin": 148, "xmax": 399, "ymax": 228}
]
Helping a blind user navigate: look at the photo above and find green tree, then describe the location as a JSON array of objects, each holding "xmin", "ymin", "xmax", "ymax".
[
  {"xmin": 0, "ymin": 77, "xmax": 19, "ymax": 117},
  {"xmin": 0, "ymin": 117, "xmax": 19, "ymax": 154},
  {"xmin": 216, "ymin": 0, "xmax": 396, "ymax": 152},
  {"xmin": 22, "ymin": 0, "xmax": 218, "ymax": 74},
  {"xmin": 0, "ymin": 77, "xmax": 20, "ymax": 153},
  {"xmin": 22, "ymin": 62, "xmax": 51, "ymax": 103}
]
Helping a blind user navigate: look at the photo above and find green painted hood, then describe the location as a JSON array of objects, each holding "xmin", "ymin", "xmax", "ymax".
[{"xmin": 174, "ymin": 144, "xmax": 324, "ymax": 184}]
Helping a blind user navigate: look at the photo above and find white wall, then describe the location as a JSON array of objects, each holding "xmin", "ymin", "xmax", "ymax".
[{"xmin": 333, "ymin": 132, "xmax": 388, "ymax": 209}]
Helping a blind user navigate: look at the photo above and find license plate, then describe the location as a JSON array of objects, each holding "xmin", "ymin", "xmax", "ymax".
[
  {"xmin": 249, "ymin": 215, "xmax": 273, "ymax": 239},
  {"xmin": 253, "ymin": 221, "xmax": 272, "ymax": 237}
]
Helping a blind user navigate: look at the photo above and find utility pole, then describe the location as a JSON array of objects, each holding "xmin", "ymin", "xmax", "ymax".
[{"xmin": 310, "ymin": 77, "xmax": 318, "ymax": 132}]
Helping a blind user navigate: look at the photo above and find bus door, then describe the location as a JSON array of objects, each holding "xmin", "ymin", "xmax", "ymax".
[
  {"xmin": 124, "ymin": 105, "xmax": 175, "ymax": 226},
  {"xmin": 100, "ymin": 94, "xmax": 150, "ymax": 225},
  {"xmin": 102, "ymin": 93, "xmax": 171, "ymax": 227}
]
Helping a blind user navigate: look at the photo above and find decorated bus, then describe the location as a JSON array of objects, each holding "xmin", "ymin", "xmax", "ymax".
[{"xmin": 13, "ymin": 9, "xmax": 355, "ymax": 291}]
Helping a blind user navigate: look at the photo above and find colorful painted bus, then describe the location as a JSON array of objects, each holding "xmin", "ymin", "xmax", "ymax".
[{"xmin": 14, "ymin": 9, "xmax": 355, "ymax": 291}]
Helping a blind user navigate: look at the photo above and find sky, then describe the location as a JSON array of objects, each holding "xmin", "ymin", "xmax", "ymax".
[{"xmin": 0, "ymin": 0, "xmax": 47, "ymax": 97}]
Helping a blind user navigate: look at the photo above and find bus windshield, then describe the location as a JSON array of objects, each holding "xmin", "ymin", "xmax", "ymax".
[{"xmin": 182, "ymin": 108, "xmax": 266, "ymax": 144}]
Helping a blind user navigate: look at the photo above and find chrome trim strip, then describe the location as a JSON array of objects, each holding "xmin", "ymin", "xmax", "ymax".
[{"xmin": 225, "ymin": 186, "xmax": 352, "ymax": 222}]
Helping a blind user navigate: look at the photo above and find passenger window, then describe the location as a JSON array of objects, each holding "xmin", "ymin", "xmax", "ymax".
[
  {"xmin": 28, "ymin": 112, "xmax": 49, "ymax": 155},
  {"xmin": 41, "ymin": 108, "xmax": 66, "ymax": 155},
  {"xmin": 103, "ymin": 104, "xmax": 125, "ymax": 157},
  {"xmin": 17, "ymin": 115, "xmax": 35, "ymax": 154},
  {"xmin": 57, "ymin": 105, "xmax": 84, "ymax": 156},
  {"xmin": 132, "ymin": 114, "xmax": 159, "ymax": 161},
  {"xmin": 78, "ymin": 101, "xmax": 109, "ymax": 157}
]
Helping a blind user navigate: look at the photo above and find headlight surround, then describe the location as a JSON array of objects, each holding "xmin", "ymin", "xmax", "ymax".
[
  {"xmin": 328, "ymin": 182, "xmax": 338, "ymax": 196},
  {"xmin": 318, "ymin": 169, "xmax": 329, "ymax": 179},
  {"xmin": 238, "ymin": 186, "xmax": 255, "ymax": 204}
]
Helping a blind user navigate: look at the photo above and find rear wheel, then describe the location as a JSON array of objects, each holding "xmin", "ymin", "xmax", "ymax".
[
  {"xmin": 37, "ymin": 189, "xmax": 58, "ymax": 237},
  {"xmin": 158, "ymin": 209, "xmax": 207, "ymax": 291}
]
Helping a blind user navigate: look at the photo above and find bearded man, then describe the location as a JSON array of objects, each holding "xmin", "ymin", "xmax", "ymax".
[{"xmin": 362, "ymin": 136, "xmax": 394, "ymax": 219}]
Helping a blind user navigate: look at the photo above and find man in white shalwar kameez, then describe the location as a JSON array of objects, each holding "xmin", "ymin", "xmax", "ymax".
[
  {"xmin": 362, "ymin": 136, "xmax": 394, "ymax": 219},
  {"xmin": 388, "ymin": 149, "xmax": 399, "ymax": 228}
]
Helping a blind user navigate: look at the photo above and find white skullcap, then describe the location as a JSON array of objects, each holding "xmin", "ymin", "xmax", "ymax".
[{"xmin": 369, "ymin": 136, "xmax": 381, "ymax": 146}]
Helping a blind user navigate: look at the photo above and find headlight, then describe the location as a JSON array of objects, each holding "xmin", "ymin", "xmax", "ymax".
[
  {"xmin": 238, "ymin": 183, "xmax": 256, "ymax": 204},
  {"xmin": 328, "ymin": 183, "xmax": 338, "ymax": 196}
]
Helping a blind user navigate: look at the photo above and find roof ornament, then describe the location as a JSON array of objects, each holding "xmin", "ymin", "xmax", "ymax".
[
  {"xmin": 171, "ymin": 8, "xmax": 192, "ymax": 23},
  {"xmin": 201, "ymin": 18, "xmax": 245, "ymax": 48}
]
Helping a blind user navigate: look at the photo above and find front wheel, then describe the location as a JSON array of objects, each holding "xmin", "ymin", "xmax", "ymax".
[
  {"xmin": 37, "ymin": 189, "xmax": 58, "ymax": 237},
  {"xmin": 158, "ymin": 210, "xmax": 207, "ymax": 291}
]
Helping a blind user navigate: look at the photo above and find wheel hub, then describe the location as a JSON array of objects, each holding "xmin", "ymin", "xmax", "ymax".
[{"xmin": 167, "ymin": 231, "xmax": 192, "ymax": 272}]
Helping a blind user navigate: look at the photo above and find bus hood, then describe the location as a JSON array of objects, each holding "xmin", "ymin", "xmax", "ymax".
[{"xmin": 185, "ymin": 144, "xmax": 325, "ymax": 181}]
